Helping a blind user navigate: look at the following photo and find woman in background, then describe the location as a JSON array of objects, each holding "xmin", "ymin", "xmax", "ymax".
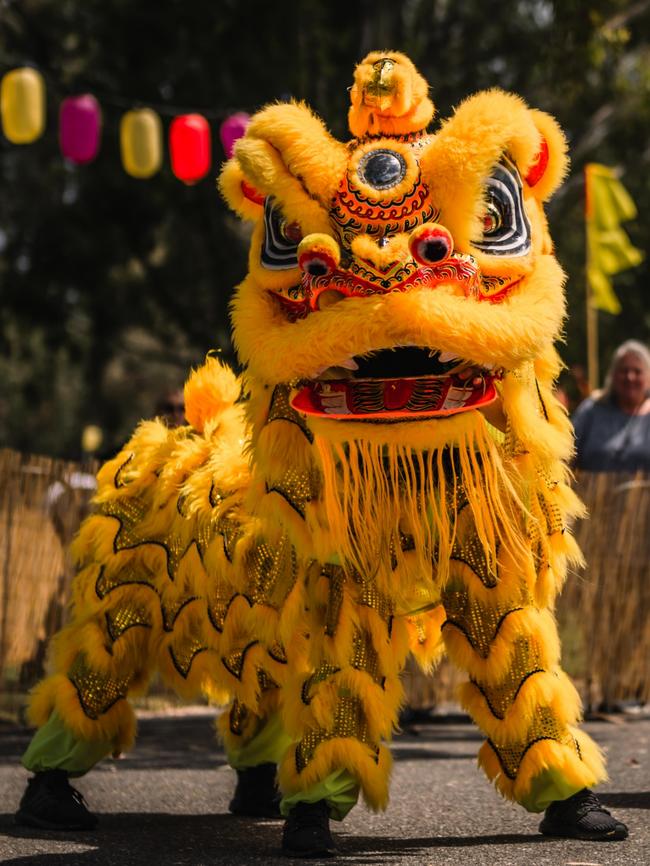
[{"xmin": 573, "ymin": 340, "xmax": 650, "ymax": 472}]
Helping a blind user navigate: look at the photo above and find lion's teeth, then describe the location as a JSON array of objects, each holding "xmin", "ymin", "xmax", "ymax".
[
  {"xmin": 442, "ymin": 386, "xmax": 473, "ymax": 409},
  {"xmin": 438, "ymin": 351, "xmax": 461, "ymax": 362},
  {"xmin": 340, "ymin": 358, "xmax": 359, "ymax": 370}
]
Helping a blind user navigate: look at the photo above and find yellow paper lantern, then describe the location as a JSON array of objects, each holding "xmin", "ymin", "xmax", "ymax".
[
  {"xmin": 120, "ymin": 108, "xmax": 163, "ymax": 178},
  {"xmin": 1, "ymin": 67, "xmax": 46, "ymax": 144}
]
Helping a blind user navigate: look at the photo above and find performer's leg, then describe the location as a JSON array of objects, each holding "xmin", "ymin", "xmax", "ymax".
[
  {"xmin": 441, "ymin": 530, "xmax": 627, "ymax": 839},
  {"xmin": 218, "ymin": 678, "xmax": 359, "ymax": 825},
  {"xmin": 278, "ymin": 564, "xmax": 404, "ymax": 856},
  {"xmin": 219, "ymin": 696, "xmax": 292, "ymax": 818},
  {"xmin": 21, "ymin": 710, "xmax": 113, "ymax": 777},
  {"xmin": 16, "ymin": 582, "xmax": 158, "ymax": 830}
]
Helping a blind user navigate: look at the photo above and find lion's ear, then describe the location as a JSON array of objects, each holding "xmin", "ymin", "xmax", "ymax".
[
  {"xmin": 218, "ymin": 159, "xmax": 265, "ymax": 222},
  {"xmin": 525, "ymin": 109, "xmax": 569, "ymax": 201}
]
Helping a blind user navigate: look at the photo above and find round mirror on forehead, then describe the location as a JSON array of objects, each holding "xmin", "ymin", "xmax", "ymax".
[{"xmin": 357, "ymin": 148, "xmax": 407, "ymax": 190}]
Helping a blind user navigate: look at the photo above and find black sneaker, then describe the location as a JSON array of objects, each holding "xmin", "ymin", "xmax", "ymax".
[
  {"xmin": 539, "ymin": 788, "xmax": 628, "ymax": 841},
  {"xmin": 282, "ymin": 800, "xmax": 336, "ymax": 858},
  {"xmin": 228, "ymin": 762, "xmax": 281, "ymax": 818},
  {"xmin": 15, "ymin": 770, "xmax": 98, "ymax": 831}
]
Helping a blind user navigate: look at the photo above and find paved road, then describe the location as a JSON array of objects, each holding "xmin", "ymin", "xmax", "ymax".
[{"xmin": 0, "ymin": 709, "xmax": 648, "ymax": 865}]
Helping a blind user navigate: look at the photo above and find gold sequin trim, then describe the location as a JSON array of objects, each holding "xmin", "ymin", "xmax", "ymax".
[
  {"xmin": 267, "ymin": 467, "xmax": 320, "ymax": 518},
  {"xmin": 196, "ymin": 520, "xmax": 214, "ymax": 557},
  {"xmin": 295, "ymin": 695, "xmax": 373, "ymax": 773},
  {"xmin": 161, "ymin": 595, "xmax": 199, "ymax": 632},
  {"xmin": 322, "ymin": 564, "xmax": 345, "ymax": 637},
  {"xmin": 257, "ymin": 668, "xmax": 279, "ymax": 691},
  {"xmin": 537, "ymin": 492, "xmax": 564, "ymax": 536},
  {"xmin": 105, "ymin": 604, "xmax": 152, "ymax": 642},
  {"xmin": 301, "ymin": 662, "xmax": 341, "ymax": 705},
  {"xmin": 267, "ymin": 384, "xmax": 313, "ymax": 443},
  {"xmin": 229, "ymin": 699, "xmax": 248, "ymax": 737},
  {"xmin": 68, "ymin": 653, "xmax": 131, "ymax": 720},
  {"xmin": 351, "ymin": 628, "xmax": 381, "ymax": 682},
  {"xmin": 413, "ymin": 615, "xmax": 428, "ymax": 645},
  {"xmin": 168, "ymin": 637, "xmax": 207, "ymax": 679},
  {"xmin": 95, "ymin": 562, "xmax": 157, "ymax": 599},
  {"xmin": 268, "ymin": 642, "xmax": 288, "ymax": 664},
  {"xmin": 442, "ymin": 587, "xmax": 528, "ymax": 658},
  {"xmin": 245, "ymin": 533, "xmax": 298, "ymax": 609},
  {"xmin": 222, "ymin": 641, "xmax": 258, "ymax": 681},
  {"xmin": 487, "ymin": 707, "xmax": 580, "ymax": 780},
  {"xmin": 451, "ymin": 530, "xmax": 497, "ymax": 588},
  {"xmin": 473, "ymin": 638, "xmax": 544, "ymax": 719},
  {"xmin": 103, "ymin": 497, "xmax": 193, "ymax": 582},
  {"xmin": 207, "ymin": 589, "xmax": 245, "ymax": 633},
  {"xmin": 114, "ymin": 453, "xmax": 135, "ymax": 488},
  {"xmin": 359, "ymin": 582, "xmax": 393, "ymax": 623},
  {"xmin": 216, "ymin": 511, "xmax": 242, "ymax": 562}
]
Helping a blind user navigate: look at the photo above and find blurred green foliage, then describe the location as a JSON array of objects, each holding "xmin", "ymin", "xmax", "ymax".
[{"xmin": 1, "ymin": 0, "xmax": 648, "ymax": 456}]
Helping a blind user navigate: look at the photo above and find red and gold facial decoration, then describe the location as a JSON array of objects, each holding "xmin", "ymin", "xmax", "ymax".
[{"xmin": 220, "ymin": 51, "xmax": 568, "ymax": 423}]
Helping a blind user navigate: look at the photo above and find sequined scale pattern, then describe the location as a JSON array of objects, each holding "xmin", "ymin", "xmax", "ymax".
[
  {"xmin": 68, "ymin": 653, "xmax": 132, "ymax": 720},
  {"xmin": 295, "ymin": 695, "xmax": 373, "ymax": 773}
]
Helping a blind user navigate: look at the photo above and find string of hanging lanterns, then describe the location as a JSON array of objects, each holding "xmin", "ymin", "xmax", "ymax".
[{"xmin": 0, "ymin": 66, "xmax": 250, "ymax": 184}]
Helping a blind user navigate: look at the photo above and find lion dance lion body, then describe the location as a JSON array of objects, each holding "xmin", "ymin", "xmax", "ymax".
[{"xmin": 26, "ymin": 53, "xmax": 606, "ymax": 816}]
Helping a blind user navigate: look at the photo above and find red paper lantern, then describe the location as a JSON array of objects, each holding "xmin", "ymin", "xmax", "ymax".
[
  {"xmin": 59, "ymin": 94, "xmax": 102, "ymax": 164},
  {"xmin": 219, "ymin": 112, "xmax": 250, "ymax": 158},
  {"xmin": 169, "ymin": 113, "xmax": 211, "ymax": 184}
]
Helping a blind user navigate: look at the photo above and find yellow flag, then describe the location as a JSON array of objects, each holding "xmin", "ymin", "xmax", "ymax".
[{"xmin": 585, "ymin": 163, "xmax": 644, "ymax": 314}]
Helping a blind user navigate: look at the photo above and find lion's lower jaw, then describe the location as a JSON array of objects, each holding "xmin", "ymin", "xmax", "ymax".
[{"xmin": 291, "ymin": 373, "xmax": 497, "ymax": 420}]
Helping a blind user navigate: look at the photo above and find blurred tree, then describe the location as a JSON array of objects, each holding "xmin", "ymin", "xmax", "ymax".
[{"xmin": 0, "ymin": 0, "xmax": 648, "ymax": 456}]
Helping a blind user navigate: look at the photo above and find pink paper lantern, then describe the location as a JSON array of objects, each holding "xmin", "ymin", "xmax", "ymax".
[
  {"xmin": 169, "ymin": 113, "xmax": 211, "ymax": 185},
  {"xmin": 59, "ymin": 94, "xmax": 102, "ymax": 164},
  {"xmin": 219, "ymin": 112, "xmax": 250, "ymax": 159}
]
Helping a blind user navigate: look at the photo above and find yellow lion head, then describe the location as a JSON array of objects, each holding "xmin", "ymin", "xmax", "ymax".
[{"xmin": 220, "ymin": 51, "xmax": 568, "ymax": 433}]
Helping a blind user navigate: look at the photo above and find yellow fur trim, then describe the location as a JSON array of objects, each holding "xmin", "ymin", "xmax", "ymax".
[
  {"xmin": 458, "ymin": 669, "xmax": 583, "ymax": 742},
  {"xmin": 442, "ymin": 607, "xmax": 561, "ymax": 681},
  {"xmin": 479, "ymin": 727, "xmax": 607, "ymax": 805},
  {"xmin": 183, "ymin": 356, "xmax": 241, "ymax": 433},
  {"xmin": 527, "ymin": 109, "xmax": 569, "ymax": 201},
  {"xmin": 404, "ymin": 605, "xmax": 447, "ymax": 672},
  {"xmin": 234, "ymin": 101, "xmax": 347, "ymax": 213},
  {"xmin": 217, "ymin": 159, "xmax": 264, "ymax": 221},
  {"xmin": 27, "ymin": 674, "xmax": 136, "ymax": 753},
  {"xmin": 279, "ymin": 739, "xmax": 392, "ymax": 812}
]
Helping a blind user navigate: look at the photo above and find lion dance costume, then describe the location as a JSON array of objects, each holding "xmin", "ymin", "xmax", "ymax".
[{"xmin": 20, "ymin": 52, "xmax": 625, "ymax": 852}]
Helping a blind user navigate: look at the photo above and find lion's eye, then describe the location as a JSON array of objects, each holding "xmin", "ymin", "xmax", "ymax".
[
  {"xmin": 473, "ymin": 155, "xmax": 531, "ymax": 257},
  {"xmin": 482, "ymin": 203, "xmax": 502, "ymax": 235},
  {"xmin": 280, "ymin": 220, "xmax": 303, "ymax": 245},
  {"xmin": 261, "ymin": 198, "xmax": 300, "ymax": 270}
]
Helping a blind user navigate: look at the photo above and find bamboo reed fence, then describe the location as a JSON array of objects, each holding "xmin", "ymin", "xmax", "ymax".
[{"xmin": 1, "ymin": 448, "xmax": 648, "ymax": 718}]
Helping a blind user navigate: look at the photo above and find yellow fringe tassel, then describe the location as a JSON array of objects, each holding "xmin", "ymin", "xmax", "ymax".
[{"xmin": 309, "ymin": 413, "xmax": 530, "ymax": 599}]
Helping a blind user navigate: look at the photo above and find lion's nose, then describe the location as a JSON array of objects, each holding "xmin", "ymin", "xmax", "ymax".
[
  {"xmin": 409, "ymin": 223, "xmax": 453, "ymax": 266},
  {"xmin": 298, "ymin": 234, "xmax": 341, "ymax": 278}
]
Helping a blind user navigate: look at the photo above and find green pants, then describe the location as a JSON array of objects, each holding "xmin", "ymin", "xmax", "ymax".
[{"xmin": 22, "ymin": 708, "xmax": 360, "ymax": 819}]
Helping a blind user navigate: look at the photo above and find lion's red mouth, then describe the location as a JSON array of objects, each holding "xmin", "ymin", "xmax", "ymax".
[
  {"xmin": 289, "ymin": 346, "xmax": 499, "ymax": 421},
  {"xmin": 292, "ymin": 371, "xmax": 496, "ymax": 420}
]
